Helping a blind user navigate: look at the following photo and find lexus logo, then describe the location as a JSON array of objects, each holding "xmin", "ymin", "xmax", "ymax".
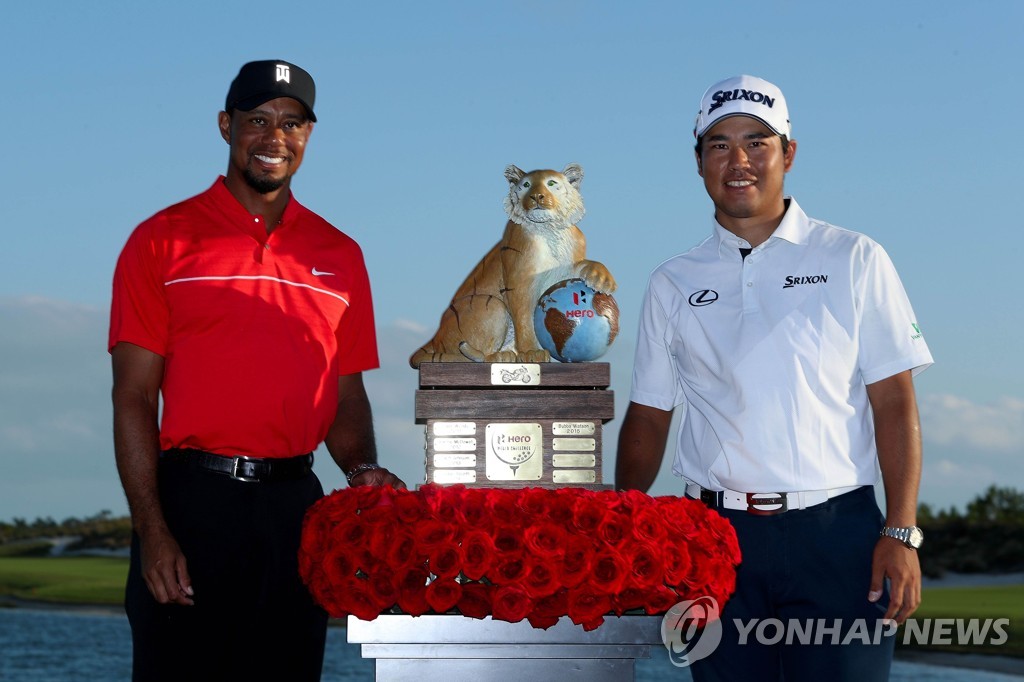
[{"xmin": 688, "ymin": 289, "xmax": 719, "ymax": 307}]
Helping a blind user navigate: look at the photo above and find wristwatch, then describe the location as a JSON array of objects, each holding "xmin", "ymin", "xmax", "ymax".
[{"xmin": 880, "ymin": 525, "xmax": 924, "ymax": 549}]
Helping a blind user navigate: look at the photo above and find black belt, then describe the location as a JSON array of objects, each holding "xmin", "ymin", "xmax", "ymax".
[{"xmin": 161, "ymin": 448, "xmax": 313, "ymax": 483}]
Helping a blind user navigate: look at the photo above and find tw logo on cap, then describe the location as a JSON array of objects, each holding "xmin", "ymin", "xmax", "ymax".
[{"xmin": 276, "ymin": 64, "xmax": 290, "ymax": 83}]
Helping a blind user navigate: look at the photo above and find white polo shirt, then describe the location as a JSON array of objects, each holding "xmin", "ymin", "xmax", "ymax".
[{"xmin": 630, "ymin": 197, "xmax": 933, "ymax": 493}]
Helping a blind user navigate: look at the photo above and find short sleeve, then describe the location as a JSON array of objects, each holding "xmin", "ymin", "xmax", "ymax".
[
  {"xmin": 108, "ymin": 219, "xmax": 169, "ymax": 356},
  {"xmin": 855, "ymin": 242, "xmax": 933, "ymax": 384}
]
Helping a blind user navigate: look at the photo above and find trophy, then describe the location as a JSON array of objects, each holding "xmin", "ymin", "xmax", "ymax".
[{"xmin": 409, "ymin": 164, "xmax": 618, "ymax": 489}]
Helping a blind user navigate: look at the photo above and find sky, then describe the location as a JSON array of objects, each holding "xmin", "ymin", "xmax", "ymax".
[{"xmin": 1, "ymin": 0, "xmax": 1022, "ymax": 522}]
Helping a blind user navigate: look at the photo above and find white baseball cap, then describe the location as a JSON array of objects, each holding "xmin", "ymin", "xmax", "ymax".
[{"xmin": 693, "ymin": 75, "xmax": 791, "ymax": 139}]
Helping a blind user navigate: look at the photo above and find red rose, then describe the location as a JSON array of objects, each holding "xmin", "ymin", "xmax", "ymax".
[
  {"xmin": 524, "ymin": 522, "xmax": 567, "ymax": 560},
  {"xmin": 523, "ymin": 560, "xmax": 560, "ymax": 599},
  {"xmin": 491, "ymin": 523, "xmax": 525, "ymax": 557},
  {"xmin": 546, "ymin": 489, "xmax": 575, "ymax": 526},
  {"xmin": 385, "ymin": 530, "xmax": 421, "ymax": 571},
  {"xmin": 487, "ymin": 490, "xmax": 520, "ymax": 525},
  {"xmin": 392, "ymin": 488, "xmax": 427, "ymax": 524},
  {"xmin": 612, "ymin": 586, "xmax": 649, "ymax": 615},
  {"xmin": 455, "ymin": 488, "xmax": 490, "ymax": 528},
  {"xmin": 590, "ymin": 550, "xmax": 628, "ymax": 595},
  {"xmin": 322, "ymin": 544, "xmax": 357, "ymax": 589},
  {"xmin": 644, "ymin": 585, "xmax": 680, "ymax": 615},
  {"xmin": 630, "ymin": 505, "xmax": 669, "ymax": 545},
  {"xmin": 351, "ymin": 484, "xmax": 384, "ymax": 510},
  {"xmin": 397, "ymin": 566, "xmax": 431, "ymax": 616},
  {"xmin": 365, "ymin": 564, "xmax": 399, "ymax": 608},
  {"xmin": 662, "ymin": 538, "xmax": 692, "ymax": 587},
  {"xmin": 532, "ymin": 587, "xmax": 568, "ymax": 620},
  {"xmin": 706, "ymin": 511, "xmax": 742, "ymax": 564},
  {"xmin": 417, "ymin": 519, "xmax": 456, "ymax": 551},
  {"xmin": 517, "ymin": 487, "xmax": 551, "ymax": 517},
  {"xmin": 571, "ymin": 496, "xmax": 604, "ymax": 534},
  {"xmin": 614, "ymin": 488, "xmax": 652, "ymax": 512},
  {"xmin": 567, "ymin": 587, "xmax": 611, "ymax": 628},
  {"xmin": 459, "ymin": 529, "xmax": 496, "ymax": 581},
  {"xmin": 426, "ymin": 577, "xmax": 463, "ymax": 613},
  {"xmin": 341, "ymin": 578, "xmax": 385, "ymax": 622},
  {"xmin": 457, "ymin": 582, "xmax": 493, "ymax": 620},
  {"xmin": 428, "ymin": 542, "xmax": 462, "ymax": 580},
  {"xmin": 557, "ymin": 534, "xmax": 594, "ymax": 588},
  {"xmin": 333, "ymin": 516, "xmax": 367, "ymax": 548},
  {"xmin": 627, "ymin": 541, "xmax": 665, "ymax": 589},
  {"xmin": 492, "ymin": 584, "xmax": 534, "ymax": 623},
  {"xmin": 491, "ymin": 556, "xmax": 528, "ymax": 585},
  {"xmin": 597, "ymin": 511, "xmax": 629, "ymax": 548}
]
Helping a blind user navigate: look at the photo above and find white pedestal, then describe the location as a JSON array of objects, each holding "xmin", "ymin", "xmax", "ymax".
[{"xmin": 346, "ymin": 613, "xmax": 663, "ymax": 681}]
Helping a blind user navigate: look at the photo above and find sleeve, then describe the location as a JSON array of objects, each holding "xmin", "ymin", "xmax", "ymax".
[
  {"xmin": 108, "ymin": 219, "xmax": 169, "ymax": 356},
  {"xmin": 628, "ymin": 274, "xmax": 685, "ymax": 410},
  {"xmin": 855, "ymin": 240, "xmax": 934, "ymax": 384},
  {"xmin": 335, "ymin": 243, "xmax": 380, "ymax": 375}
]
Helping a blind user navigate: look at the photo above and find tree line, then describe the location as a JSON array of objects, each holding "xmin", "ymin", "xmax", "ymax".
[{"xmin": 1, "ymin": 486, "xmax": 1022, "ymax": 575}]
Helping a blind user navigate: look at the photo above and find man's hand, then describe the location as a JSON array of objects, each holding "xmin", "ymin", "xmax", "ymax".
[
  {"xmin": 868, "ymin": 537, "xmax": 921, "ymax": 624},
  {"xmin": 349, "ymin": 465, "xmax": 407, "ymax": 489},
  {"xmin": 139, "ymin": 527, "xmax": 194, "ymax": 606}
]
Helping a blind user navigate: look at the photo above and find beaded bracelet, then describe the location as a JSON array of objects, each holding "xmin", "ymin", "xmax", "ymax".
[{"xmin": 345, "ymin": 462, "xmax": 382, "ymax": 485}]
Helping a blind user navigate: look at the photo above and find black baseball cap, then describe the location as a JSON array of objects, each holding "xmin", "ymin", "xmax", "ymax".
[{"xmin": 225, "ymin": 60, "xmax": 317, "ymax": 121}]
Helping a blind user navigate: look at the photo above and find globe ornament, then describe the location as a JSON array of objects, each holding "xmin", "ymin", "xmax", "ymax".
[{"xmin": 534, "ymin": 279, "xmax": 619, "ymax": 362}]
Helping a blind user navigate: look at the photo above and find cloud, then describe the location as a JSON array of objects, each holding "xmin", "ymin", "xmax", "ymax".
[
  {"xmin": 917, "ymin": 393, "xmax": 1024, "ymax": 511},
  {"xmin": 0, "ymin": 296, "xmax": 123, "ymax": 521},
  {"xmin": 920, "ymin": 393, "xmax": 1024, "ymax": 452}
]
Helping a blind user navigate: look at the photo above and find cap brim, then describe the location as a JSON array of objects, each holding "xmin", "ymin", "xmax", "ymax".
[
  {"xmin": 231, "ymin": 93, "xmax": 317, "ymax": 122},
  {"xmin": 697, "ymin": 112, "xmax": 785, "ymax": 138}
]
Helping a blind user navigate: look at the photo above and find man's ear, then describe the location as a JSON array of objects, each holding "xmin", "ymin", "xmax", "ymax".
[
  {"xmin": 783, "ymin": 139, "xmax": 798, "ymax": 172},
  {"xmin": 695, "ymin": 149, "xmax": 704, "ymax": 178},
  {"xmin": 218, "ymin": 111, "xmax": 232, "ymax": 144}
]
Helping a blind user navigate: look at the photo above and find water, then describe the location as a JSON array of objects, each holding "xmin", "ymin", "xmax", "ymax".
[{"xmin": 0, "ymin": 608, "xmax": 1020, "ymax": 681}]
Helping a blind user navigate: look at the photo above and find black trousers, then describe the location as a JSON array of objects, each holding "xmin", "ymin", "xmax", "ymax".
[
  {"xmin": 125, "ymin": 457, "xmax": 328, "ymax": 682},
  {"xmin": 690, "ymin": 486, "xmax": 894, "ymax": 682}
]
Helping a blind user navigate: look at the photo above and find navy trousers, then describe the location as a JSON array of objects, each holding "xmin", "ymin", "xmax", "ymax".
[
  {"xmin": 690, "ymin": 486, "xmax": 895, "ymax": 682},
  {"xmin": 125, "ymin": 458, "xmax": 328, "ymax": 682}
]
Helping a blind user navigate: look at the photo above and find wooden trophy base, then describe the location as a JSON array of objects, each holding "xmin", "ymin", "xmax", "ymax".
[{"xmin": 415, "ymin": 363, "xmax": 614, "ymax": 489}]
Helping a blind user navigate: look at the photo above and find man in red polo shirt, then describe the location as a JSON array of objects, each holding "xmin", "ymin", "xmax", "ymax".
[{"xmin": 109, "ymin": 59, "xmax": 405, "ymax": 681}]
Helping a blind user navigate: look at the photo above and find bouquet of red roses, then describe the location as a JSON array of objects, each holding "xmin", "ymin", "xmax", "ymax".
[{"xmin": 299, "ymin": 484, "xmax": 740, "ymax": 631}]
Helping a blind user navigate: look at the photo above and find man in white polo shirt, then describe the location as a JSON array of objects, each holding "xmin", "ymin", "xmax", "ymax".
[{"xmin": 615, "ymin": 75, "xmax": 933, "ymax": 680}]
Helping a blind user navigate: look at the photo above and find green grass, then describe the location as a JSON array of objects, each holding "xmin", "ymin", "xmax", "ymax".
[
  {"xmin": 0, "ymin": 555, "xmax": 1020, "ymax": 659},
  {"xmin": 0, "ymin": 556, "xmax": 128, "ymax": 605},
  {"xmin": 897, "ymin": 584, "xmax": 1024, "ymax": 658}
]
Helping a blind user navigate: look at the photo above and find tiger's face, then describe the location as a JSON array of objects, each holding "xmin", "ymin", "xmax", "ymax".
[{"xmin": 503, "ymin": 164, "xmax": 586, "ymax": 228}]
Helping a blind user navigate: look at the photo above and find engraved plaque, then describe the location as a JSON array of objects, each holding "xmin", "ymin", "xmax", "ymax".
[
  {"xmin": 552, "ymin": 454, "xmax": 596, "ymax": 468},
  {"xmin": 432, "ymin": 421, "xmax": 476, "ymax": 436},
  {"xmin": 433, "ymin": 437, "xmax": 477, "ymax": 452},
  {"xmin": 433, "ymin": 469, "xmax": 477, "ymax": 484},
  {"xmin": 552, "ymin": 421, "xmax": 596, "ymax": 436},
  {"xmin": 553, "ymin": 438, "xmax": 596, "ymax": 452},
  {"xmin": 553, "ymin": 470, "xmax": 597, "ymax": 484},
  {"xmin": 433, "ymin": 453, "xmax": 477, "ymax": 468},
  {"xmin": 485, "ymin": 423, "xmax": 543, "ymax": 480},
  {"xmin": 489, "ymin": 364, "xmax": 541, "ymax": 386}
]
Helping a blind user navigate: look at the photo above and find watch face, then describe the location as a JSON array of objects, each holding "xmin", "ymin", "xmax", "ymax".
[{"xmin": 909, "ymin": 527, "xmax": 924, "ymax": 548}]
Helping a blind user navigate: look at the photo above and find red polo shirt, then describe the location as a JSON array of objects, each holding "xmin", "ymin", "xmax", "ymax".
[{"xmin": 109, "ymin": 178, "xmax": 379, "ymax": 458}]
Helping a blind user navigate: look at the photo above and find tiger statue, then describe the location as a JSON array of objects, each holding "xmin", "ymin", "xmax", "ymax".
[{"xmin": 409, "ymin": 163, "xmax": 617, "ymax": 368}]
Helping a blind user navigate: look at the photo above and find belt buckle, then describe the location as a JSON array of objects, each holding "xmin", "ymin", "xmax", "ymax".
[
  {"xmin": 699, "ymin": 489, "xmax": 721, "ymax": 508},
  {"xmin": 230, "ymin": 456, "xmax": 260, "ymax": 483},
  {"xmin": 746, "ymin": 492, "xmax": 787, "ymax": 516}
]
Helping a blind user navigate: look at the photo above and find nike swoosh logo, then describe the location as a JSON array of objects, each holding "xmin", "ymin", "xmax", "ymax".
[{"xmin": 311, "ymin": 267, "xmax": 335, "ymax": 277}]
